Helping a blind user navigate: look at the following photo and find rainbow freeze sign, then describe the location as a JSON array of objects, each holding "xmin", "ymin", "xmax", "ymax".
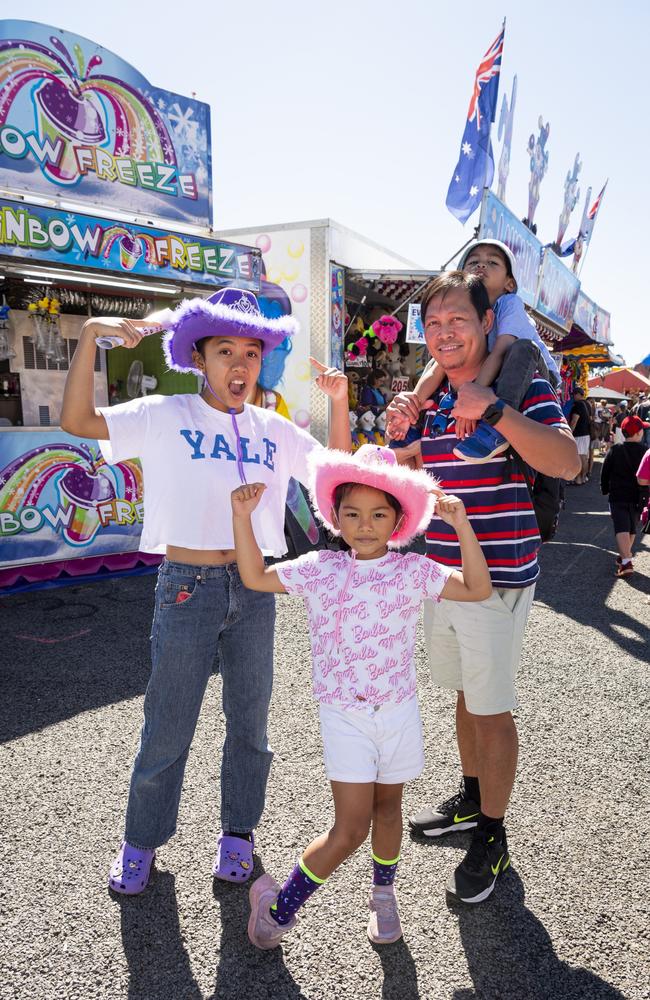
[
  {"xmin": 0, "ymin": 432, "xmax": 144, "ymax": 567},
  {"xmin": 0, "ymin": 199, "xmax": 261, "ymax": 288},
  {"xmin": 0, "ymin": 20, "xmax": 212, "ymax": 227}
]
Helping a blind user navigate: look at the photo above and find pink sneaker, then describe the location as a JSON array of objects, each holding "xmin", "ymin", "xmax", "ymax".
[
  {"xmin": 247, "ymin": 874, "xmax": 296, "ymax": 949},
  {"xmin": 367, "ymin": 884, "xmax": 403, "ymax": 944}
]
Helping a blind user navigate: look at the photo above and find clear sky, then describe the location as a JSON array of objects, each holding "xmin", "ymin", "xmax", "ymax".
[{"xmin": 7, "ymin": 1, "xmax": 647, "ymax": 365}]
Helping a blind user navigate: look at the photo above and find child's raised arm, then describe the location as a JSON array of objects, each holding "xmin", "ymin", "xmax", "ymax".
[
  {"xmin": 60, "ymin": 316, "xmax": 163, "ymax": 440},
  {"xmin": 435, "ymin": 496, "xmax": 492, "ymax": 602},
  {"xmin": 231, "ymin": 484, "xmax": 287, "ymax": 593},
  {"xmin": 309, "ymin": 357, "xmax": 351, "ymax": 452}
]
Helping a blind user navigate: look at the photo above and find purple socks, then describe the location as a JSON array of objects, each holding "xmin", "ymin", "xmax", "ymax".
[
  {"xmin": 269, "ymin": 851, "xmax": 400, "ymax": 925},
  {"xmin": 372, "ymin": 852, "xmax": 400, "ymax": 886},
  {"xmin": 269, "ymin": 859, "xmax": 325, "ymax": 926}
]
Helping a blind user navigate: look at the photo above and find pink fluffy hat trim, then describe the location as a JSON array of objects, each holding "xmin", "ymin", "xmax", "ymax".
[
  {"xmin": 162, "ymin": 287, "xmax": 299, "ymax": 374},
  {"xmin": 310, "ymin": 444, "xmax": 439, "ymax": 547}
]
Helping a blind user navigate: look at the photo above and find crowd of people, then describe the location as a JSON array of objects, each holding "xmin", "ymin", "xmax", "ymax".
[
  {"xmin": 56, "ymin": 238, "xmax": 646, "ymax": 960},
  {"xmin": 566, "ymin": 387, "xmax": 650, "ymax": 576}
]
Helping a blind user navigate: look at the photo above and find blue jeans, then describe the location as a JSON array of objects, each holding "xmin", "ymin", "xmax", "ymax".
[{"xmin": 124, "ymin": 560, "xmax": 276, "ymax": 850}]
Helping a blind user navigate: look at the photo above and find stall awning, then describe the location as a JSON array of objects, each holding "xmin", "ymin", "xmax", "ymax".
[
  {"xmin": 345, "ymin": 270, "xmax": 439, "ymax": 310},
  {"xmin": 588, "ymin": 367, "xmax": 650, "ymax": 393},
  {"xmin": 559, "ymin": 343, "xmax": 613, "ymax": 365},
  {"xmin": 530, "ymin": 313, "xmax": 568, "ymax": 343}
]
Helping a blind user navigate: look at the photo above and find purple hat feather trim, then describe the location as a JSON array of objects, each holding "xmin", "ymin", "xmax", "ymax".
[{"xmin": 161, "ymin": 291, "xmax": 299, "ymax": 373}]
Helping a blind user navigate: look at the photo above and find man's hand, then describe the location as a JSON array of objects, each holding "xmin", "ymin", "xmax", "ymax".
[
  {"xmin": 435, "ymin": 494, "xmax": 469, "ymax": 528},
  {"xmin": 452, "ymin": 383, "xmax": 497, "ymax": 421},
  {"xmin": 231, "ymin": 482, "xmax": 267, "ymax": 517},
  {"xmin": 385, "ymin": 409, "xmax": 412, "ymax": 441},
  {"xmin": 386, "ymin": 391, "xmax": 434, "ymax": 429}
]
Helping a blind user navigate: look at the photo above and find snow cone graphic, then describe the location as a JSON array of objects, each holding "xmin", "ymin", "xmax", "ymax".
[
  {"xmin": 119, "ymin": 234, "xmax": 144, "ymax": 271},
  {"xmin": 58, "ymin": 466, "xmax": 116, "ymax": 545},
  {"xmin": 0, "ymin": 31, "xmax": 177, "ymax": 193},
  {"xmin": 34, "ymin": 78, "xmax": 106, "ymax": 184}
]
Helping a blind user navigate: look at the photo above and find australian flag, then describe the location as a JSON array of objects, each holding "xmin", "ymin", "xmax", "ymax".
[{"xmin": 446, "ymin": 26, "xmax": 505, "ymax": 224}]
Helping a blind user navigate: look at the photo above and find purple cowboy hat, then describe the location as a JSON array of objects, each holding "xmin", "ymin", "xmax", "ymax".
[{"xmin": 162, "ymin": 287, "xmax": 299, "ymax": 374}]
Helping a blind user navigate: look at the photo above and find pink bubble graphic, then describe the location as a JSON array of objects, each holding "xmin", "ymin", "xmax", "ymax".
[
  {"xmin": 291, "ymin": 284, "xmax": 308, "ymax": 303},
  {"xmin": 294, "ymin": 409, "xmax": 311, "ymax": 428},
  {"xmin": 256, "ymin": 234, "xmax": 272, "ymax": 253}
]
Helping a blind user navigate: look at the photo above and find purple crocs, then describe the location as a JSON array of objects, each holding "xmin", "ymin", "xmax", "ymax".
[
  {"xmin": 108, "ymin": 841, "xmax": 155, "ymax": 895},
  {"xmin": 212, "ymin": 832, "xmax": 255, "ymax": 883}
]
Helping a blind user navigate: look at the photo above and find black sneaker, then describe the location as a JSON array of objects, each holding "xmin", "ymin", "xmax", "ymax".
[
  {"xmin": 446, "ymin": 826, "xmax": 510, "ymax": 904},
  {"xmin": 408, "ymin": 785, "xmax": 480, "ymax": 838}
]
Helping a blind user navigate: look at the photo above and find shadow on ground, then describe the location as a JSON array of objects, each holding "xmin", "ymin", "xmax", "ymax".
[
  {"xmin": 118, "ymin": 870, "xmax": 203, "ymax": 1000},
  {"xmin": 209, "ymin": 856, "xmax": 307, "ymax": 1000},
  {"xmin": 1, "ymin": 574, "xmax": 156, "ymax": 742},
  {"xmin": 449, "ymin": 870, "xmax": 626, "ymax": 1000}
]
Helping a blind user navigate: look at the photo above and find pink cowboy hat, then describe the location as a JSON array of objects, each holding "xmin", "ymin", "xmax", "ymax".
[
  {"xmin": 162, "ymin": 287, "xmax": 298, "ymax": 374},
  {"xmin": 310, "ymin": 444, "xmax": 439, "ymax": 547}
]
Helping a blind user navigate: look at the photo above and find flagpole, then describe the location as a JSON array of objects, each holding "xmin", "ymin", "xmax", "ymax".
[
  {"xmin": 480, "ymin": 18, "xmax": 507, "ymax": 197},
  {"xmin": 578, "ymin": 179, "xmax": 608, "ymax": 277}
]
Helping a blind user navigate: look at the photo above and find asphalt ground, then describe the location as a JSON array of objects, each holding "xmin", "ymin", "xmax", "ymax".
[{"xmin": 2, "ymin": 462, "xmax": 649, "ymax": 1000}]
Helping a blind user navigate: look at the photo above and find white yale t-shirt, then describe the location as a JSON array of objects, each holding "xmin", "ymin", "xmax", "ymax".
[{"xmin": 99, "ymin": 393, "xmax": 322, "ymax": 556}]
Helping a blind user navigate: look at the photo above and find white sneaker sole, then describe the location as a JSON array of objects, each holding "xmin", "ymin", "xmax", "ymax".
[
  {"xmin": 452, "ymin": 442, "xmax": 510, "ymax": 463},
  {"xmin": 415, "ymin": 820, "xmax": 478, "ymax": 837},
  {"xmin": 448, "ymin": 874, "xmax": 498, "ymax": 904}
]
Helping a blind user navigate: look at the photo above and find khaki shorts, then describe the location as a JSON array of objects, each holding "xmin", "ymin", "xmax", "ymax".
[{"xmin": 423, "ymin": 586, "xmax": 535, "ymax": 716}]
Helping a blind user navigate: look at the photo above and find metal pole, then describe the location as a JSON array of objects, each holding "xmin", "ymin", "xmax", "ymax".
[
  {"xmin": 388, "ymin": 277, "xmax": 437, "ymax": 319},
  {"xmin": 441, "ymin": 227, "xmax": 480, "ymax": 270},
  {"xmin": 344, "ymin": 294, "xmax": 366, "ymax": 339}
]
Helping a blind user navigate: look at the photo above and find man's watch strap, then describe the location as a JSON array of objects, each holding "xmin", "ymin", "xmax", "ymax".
[{"xmin": 482, "ymin": 398, "xmax": 506, "ymax": 426}]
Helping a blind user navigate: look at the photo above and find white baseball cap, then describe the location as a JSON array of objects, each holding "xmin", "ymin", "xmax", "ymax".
[{"xmin": 458, "ymin": 239, "xmax": 518, "ymax": 291}]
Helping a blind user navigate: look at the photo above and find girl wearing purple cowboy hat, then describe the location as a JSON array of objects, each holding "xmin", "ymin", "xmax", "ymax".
[
  {"xmin": 61, "ymin": 286, "xmax": 351, "ymax": 895},
  {"xmin": 230, "ymin": 444, "xmax": 491, "ymax": 948}
]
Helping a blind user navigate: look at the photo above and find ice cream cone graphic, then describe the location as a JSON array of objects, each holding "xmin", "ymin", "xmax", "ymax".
[
  {"xmin": 34, "ymin": 79, "xmax": 106, "ymax": 185},
  {"xmin": 58, "ymin": 466, "xmax": 116, "ymax": 545}
]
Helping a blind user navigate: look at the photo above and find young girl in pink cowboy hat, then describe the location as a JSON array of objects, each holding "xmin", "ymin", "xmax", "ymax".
[
  {"xmin": 230, "ymin": 444, "xmax": 491, "ymax": 948},
  {"xmin": 61, "ymin": 287, "xmax": 351, "ymax": 895}
]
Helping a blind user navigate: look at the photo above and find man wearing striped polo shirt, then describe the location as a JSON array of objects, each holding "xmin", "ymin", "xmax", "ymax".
[{"xmin": 391, "ymin": 271, "xmax": 580, "ymax": 904}]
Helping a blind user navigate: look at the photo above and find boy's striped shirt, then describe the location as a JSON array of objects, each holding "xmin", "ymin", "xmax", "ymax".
[{"xmin": 421, "ymin": 377, "xmax": 567, "ymax": 589}]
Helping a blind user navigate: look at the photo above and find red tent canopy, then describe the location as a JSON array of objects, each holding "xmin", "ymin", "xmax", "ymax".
[{"xmin": 588, "ymin": 367, "xmax": 650, "ymax": 393}]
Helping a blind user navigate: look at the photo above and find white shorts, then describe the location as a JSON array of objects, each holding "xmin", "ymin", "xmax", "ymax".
[
  {"xmin": 423, "ymin": 586, "xmax": 535, "ymax": 715},
  {"xmin": 574, "ymin": 434, "xmax": 590, "ymax": 456},
  {"xmin": 319, "ymin": 697, "xmax": 424, "ymax": 784}
]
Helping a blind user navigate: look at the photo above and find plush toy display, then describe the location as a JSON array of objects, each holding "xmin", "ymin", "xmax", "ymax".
[
  {"xmin": 349, "ymin": 410, "xmax": 361, "ymax": 451},
  {"xmin": 374, "ymin": 410, "xmax": 386, "ymax": 446},
  {"xmin": 345, "ymin": 323, "xmax": 381, "ymax": 361},
  {"xmin": 357, "ymin": 409, "xmax": 377, "ymax": 447},
  {"xmin": 371, "ymin": 315, "xmax": 403, "ymax": 354},
  {"xmin": 347, "ymin": 370, "xmax": 360, "ymax": 410}
]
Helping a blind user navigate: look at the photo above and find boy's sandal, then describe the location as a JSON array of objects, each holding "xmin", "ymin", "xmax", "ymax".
[
  {"xmin": 212, "ymin": 832, "xmax": 255, "ymax": 883},
  {"xmin": 108, "ymin": 841, "xmax": 155, "ymax": 895}
]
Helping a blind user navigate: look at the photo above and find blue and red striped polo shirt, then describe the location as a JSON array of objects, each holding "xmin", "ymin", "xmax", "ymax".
[{"xmin": 422, "ymin": 377, "xmax": 567, "ymax": 589}]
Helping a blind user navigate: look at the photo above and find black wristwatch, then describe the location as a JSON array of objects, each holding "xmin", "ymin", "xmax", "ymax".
[{"xmin": 481, "ymin": 398, "xmax": 506, "ymax": 426}]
